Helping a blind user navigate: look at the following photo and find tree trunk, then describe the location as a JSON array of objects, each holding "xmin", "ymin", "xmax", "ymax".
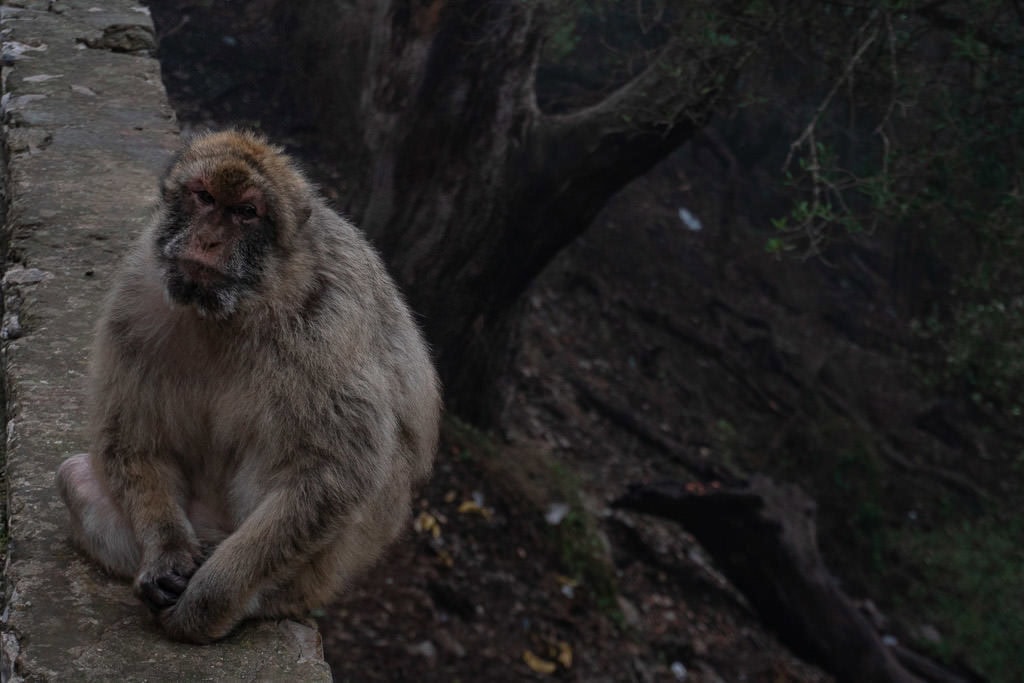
[
  {"xmin": 278, "ymin": 0, "xmax": 729, "ymax": 419},
  {"xmin": 355, "ymin": 1, "xmax": 545, "ymax": 419}
]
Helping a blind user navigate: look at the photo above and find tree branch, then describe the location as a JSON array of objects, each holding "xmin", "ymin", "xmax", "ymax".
[{"xmin": 535, "ymin": 36, "xmax": 725, "ymax": 189}]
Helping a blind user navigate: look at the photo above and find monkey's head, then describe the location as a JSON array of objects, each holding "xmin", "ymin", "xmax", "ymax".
[{"xmin": 156, "ymin": 130, "xmax": 312, "ymax": 319}]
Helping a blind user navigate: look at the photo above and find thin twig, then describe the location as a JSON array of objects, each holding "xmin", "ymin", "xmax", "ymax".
[{"xmin": 783, "ymin": 17, "xmax": 879, "ymax": 171}]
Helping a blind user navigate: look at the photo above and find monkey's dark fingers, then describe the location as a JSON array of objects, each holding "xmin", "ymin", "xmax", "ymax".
[
  {"xmin": 136, "ymin": 583, "xmax": 178, "ymax": 612},
  {"xmin": 136, "ymin": 573, "xmax": 189, "ymax": 611},
  {"xmin": 157, "ymin": 571, "xmax": 191, "ymax": 595}
]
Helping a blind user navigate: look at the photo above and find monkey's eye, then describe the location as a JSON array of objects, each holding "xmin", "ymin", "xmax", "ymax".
[
  {"xmin": 232, "ymin": 204, "xmax": 259, "ymax": 220},
  {"xmin": 195, "ymin": 189, "xmax": 215, "ymax": 205}
]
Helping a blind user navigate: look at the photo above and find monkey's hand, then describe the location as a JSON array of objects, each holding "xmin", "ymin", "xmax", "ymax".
[
  {"xmin": 133, "ymin": 549, "xmax": 200, "ymax": 612},
  {"xmin": 156, "ymin": 564, "xmax": 236, "ymax": 645}
]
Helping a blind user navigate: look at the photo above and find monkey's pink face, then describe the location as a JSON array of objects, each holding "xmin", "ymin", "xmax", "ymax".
[{"xmin": 157, "ymin": 177, "xmax": 274, "ymax": 318}]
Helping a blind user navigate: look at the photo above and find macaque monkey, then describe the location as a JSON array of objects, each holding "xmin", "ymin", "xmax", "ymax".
[{"xmin": 56, "ymin": 130, "xmax": 441, "ymax": 644}]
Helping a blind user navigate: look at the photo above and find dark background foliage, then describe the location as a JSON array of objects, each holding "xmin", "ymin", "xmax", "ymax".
[{"xmin": 146, "ymin": 1, "xmax": 1022, "ymax": 680}]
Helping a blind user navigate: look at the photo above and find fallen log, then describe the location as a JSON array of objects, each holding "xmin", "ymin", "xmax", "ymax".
[{"xmin": 614, "ymin": 476, "xmax": 974, "ymax": 683}]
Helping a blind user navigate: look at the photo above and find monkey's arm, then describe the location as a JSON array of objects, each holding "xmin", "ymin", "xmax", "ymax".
[
  {"xmin": 157, "ymin": 473, "xmax": 351, "ymax": 643},
  {"xmin": 100, "ymin": 442, "xmax": 202, "ymax": 611}
]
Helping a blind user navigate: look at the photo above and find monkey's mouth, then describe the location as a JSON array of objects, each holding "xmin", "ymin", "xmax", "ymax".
[
  {"xmin": 176, "ymin": 259, "xmax": 231, "ymax": 286},
  {"xmin": 162, "ymin": 257, "xmax": 245, "ymax": 317},
  {"xmin": 162, "ymin": 258, "xmax": 236, "ymax": 311}
]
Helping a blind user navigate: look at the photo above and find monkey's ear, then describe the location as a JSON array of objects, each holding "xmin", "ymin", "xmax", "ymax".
[{"xmin": 159, "ymin": 150, "xmax": 185, "ymax": 190}]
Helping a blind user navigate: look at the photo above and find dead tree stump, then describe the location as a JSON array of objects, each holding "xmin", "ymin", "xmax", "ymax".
[{"xmin": 615, "ymin": 476, "xmax": 972, "ymax": 683}]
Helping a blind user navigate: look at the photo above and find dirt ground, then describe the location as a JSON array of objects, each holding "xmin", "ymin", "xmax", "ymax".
[{"xmin": 144, "ymin": 2, "xmax": 1006, "ymax": 681}]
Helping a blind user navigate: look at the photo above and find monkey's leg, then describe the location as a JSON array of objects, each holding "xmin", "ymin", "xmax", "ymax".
[
  {"xmin": 101, "ymin": 449, "xmax": 203, "ymax": 613},
  {"xmin": 245, "ymin": 546, "xmax": 345, "ymax": 620},
  {"xmin": 157, "ymin": 480, "xmax": 359, "ymax": 643},
  {"xmin": 56, "ymin": 453, "xmax": 140, "ymax": 578},
  {"xmin": 249, "ymin": 488, "xmax": 410, "ymax": 619}
]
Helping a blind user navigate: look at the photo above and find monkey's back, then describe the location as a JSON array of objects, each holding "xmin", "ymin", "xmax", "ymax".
[{"xmin": 287, "ymin": 202, "xmax": 440, "ymax": 483}]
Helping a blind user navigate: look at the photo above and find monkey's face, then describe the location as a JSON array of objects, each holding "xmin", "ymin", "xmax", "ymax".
[{"xmin": 157, "ymin": 174, "xmax": 275, "ymax": 319}]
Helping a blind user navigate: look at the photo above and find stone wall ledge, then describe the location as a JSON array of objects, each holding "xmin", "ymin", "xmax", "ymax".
[{"xmin": 0, "ymin": 2, "xmax": 330, "ymax": 679}]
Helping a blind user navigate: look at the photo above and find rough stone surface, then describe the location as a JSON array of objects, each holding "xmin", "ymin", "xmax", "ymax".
[{"xmin": 0, "ymin": 2, "xmax": 331, "ymax": 680}]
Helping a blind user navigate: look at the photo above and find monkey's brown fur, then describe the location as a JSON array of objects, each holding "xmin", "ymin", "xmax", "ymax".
[{"xmin": 56, "ymin": 130, "xmax": 441, "ymax": 643}]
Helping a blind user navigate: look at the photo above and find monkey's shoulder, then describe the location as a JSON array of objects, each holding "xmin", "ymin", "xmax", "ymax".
[
  {"xmin": 296, "ymin": 211, "xmax": 419, "ymax": 342},
  {"xmin": 309, "ymin": 211, "xmax": 392, "ymax": 287}
]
